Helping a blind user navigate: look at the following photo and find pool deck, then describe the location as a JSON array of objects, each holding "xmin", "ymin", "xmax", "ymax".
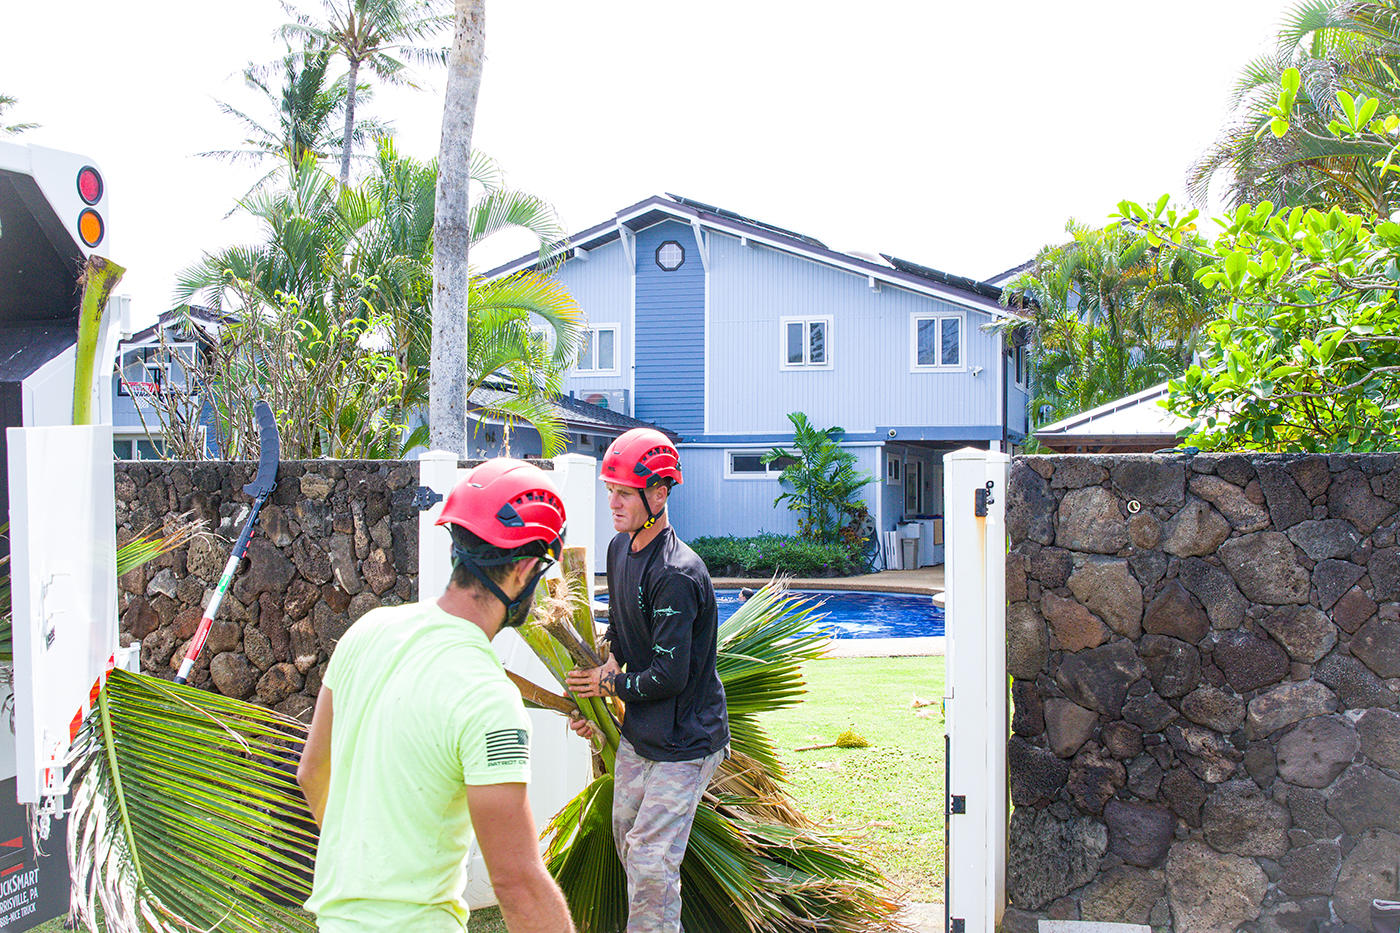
[{"xmin": 596, "ymin": 567, "xmax": 947, "ymax": 658}]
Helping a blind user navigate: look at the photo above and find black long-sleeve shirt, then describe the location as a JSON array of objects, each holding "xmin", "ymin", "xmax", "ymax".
[{"xmin": 605, "ymin": 527, "xmax": 728, "ymax": 762}]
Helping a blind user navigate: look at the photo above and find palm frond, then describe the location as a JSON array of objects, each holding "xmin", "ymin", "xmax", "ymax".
[
  {"xmin": 67, "ymin": 670, "xmax": 317, "ymax": 933},
  {"xmin": 528, "ymin": 567, "xmax": 902, "ymax": 932}
]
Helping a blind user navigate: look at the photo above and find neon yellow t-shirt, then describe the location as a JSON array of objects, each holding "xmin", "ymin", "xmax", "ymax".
[{"xmin": 306, "ymin": 601, "xmax": 531, "ymax": 932}]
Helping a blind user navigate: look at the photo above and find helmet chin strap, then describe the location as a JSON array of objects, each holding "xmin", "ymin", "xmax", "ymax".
[
  {"xmin": 451, "ymin": 545, "xmax": 547, "ymax": 628},
  {"xmin": 630, "ymin": 485, "xmax": 663, "ymax": 546}
]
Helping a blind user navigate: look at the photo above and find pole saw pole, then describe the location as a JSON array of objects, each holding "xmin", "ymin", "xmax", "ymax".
[{"xmin": 175, "ymin": 400, "xmax": 280, "ymax": 685}]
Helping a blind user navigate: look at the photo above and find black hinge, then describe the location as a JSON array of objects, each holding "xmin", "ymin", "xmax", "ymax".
[
  {"xmin": 411, "ymin": 486, "xmax": 444, "ymax": 510},
  {"xmin": 950, "ymin": 919, "xmax": 965, "ymax": 932},
  {"xmin": 974, "ymin": 480, "xmax": 995, "ymax": 517},
  {"xmin": 951, "ymin": 795, "xmax": 966, "ymax": 814}
]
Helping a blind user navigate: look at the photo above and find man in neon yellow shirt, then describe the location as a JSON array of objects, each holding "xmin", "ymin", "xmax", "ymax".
[{"xmin": 298, "ymin": 459, "xmax": 576, "ymax": 932}]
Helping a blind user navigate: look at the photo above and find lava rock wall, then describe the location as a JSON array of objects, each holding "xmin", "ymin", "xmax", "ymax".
[
  {"xmin": 1005, "ymin": 453, "xmax": 1400, "ymax": 933},
  {"xmin": 114, "ymin": 460, "xmax": 420, "ymax": 721}
]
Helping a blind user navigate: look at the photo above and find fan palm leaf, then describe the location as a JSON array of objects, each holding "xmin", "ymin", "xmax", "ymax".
[{"xmin": 525, "ymin": 562, "xmax": 902, "ymax": 933}]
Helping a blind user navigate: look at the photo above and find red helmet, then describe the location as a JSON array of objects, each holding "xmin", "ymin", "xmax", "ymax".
[
  {"xmin": 600, "ymin": 428, "xmax": 682, "ymax": 489},
  {"xmin": 436, "ymin": 458, "xmax": 566, "ymax": 555}
]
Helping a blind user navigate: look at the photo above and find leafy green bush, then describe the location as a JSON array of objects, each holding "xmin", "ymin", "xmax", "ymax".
[{"xmin": 689, "ymin": 533, "xmax": 862, "ymax": 578}]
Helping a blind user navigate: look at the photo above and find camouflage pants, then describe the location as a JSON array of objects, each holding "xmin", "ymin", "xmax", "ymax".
[{"xmin": 612, "ymin": 737, "xmax": 725, "ymax": 933}]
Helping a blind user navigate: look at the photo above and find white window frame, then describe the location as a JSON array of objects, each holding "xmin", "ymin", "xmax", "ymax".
[
  {"xmin": 909, "ymin": 312, "xmax": 966, "ymax": 372},
  {"xmin": 113, "ymin": 434, "xmax": 170, "ymax": 461},
  {"xmin": 1012, "ymin": 341, "xmax": 1029, "ymax": 389},
  {"xmin": 886, "ymin": 452, "xmax": 902, "ymax": 486},
  {"xmin": 779, "ymin": 315, "xmax": 834, "ymax": 371},
  {"xmin": 724, "ymin": 449, "xmax": 796, "ymax": 480},
  {"xmin": 575, "ymin": 324, "xmax": 621, "ymax": 376},
  {"xmin": 117, "ymin": 341, "xmax": 197, "ymax": 396}
]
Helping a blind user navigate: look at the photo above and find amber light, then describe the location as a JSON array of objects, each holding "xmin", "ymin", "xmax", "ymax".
[
  {"xmin": 78, "ymin": 209, "xmax": 104, "ymax": 247},
  {"xmin": 76, "ymin": 166, "xmax": 103, "ymax": 204}
]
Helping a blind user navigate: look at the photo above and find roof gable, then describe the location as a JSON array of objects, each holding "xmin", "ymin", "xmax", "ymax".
[{"xmin": 486, "ymin": 194, "xmax": 1015, "ymax": 318}]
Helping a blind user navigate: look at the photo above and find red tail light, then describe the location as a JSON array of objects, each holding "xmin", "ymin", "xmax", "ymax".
[{"xmin": 76, "ymin": 166, "xmax": 103, "ymax": 205}]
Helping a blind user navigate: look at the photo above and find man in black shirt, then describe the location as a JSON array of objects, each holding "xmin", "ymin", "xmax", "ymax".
[{"xmin": 566, "ymin": 428, "xmax": 728, "ymax": 933}]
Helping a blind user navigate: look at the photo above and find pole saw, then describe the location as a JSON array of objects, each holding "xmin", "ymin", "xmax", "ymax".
[{"xmin": 175, "ymin": 400, "xmax": 281, "ymax": 685}]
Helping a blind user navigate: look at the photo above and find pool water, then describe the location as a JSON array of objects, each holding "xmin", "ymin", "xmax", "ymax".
[{"xmin": 599, "ymin": 589, "xmax": 945, "ymax": 640}]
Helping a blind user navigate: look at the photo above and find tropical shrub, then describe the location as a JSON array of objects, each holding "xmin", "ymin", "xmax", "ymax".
[
  {"xmin": 1000, "ymin": 217, "xmax": 1225, "ymax": 430},
  {"xmin": 762, "ymin": 413, "xmax": 873, "ymax": 545},
  {"xmin": 688, "ymin": 534, "xmax": 862, "ymax": 578},
  {"xmin": 1114, "ymin": 70, "xmax": 1400, "ymax": 453}
]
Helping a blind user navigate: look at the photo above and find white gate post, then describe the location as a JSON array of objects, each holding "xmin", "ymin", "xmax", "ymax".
[
  {"xmin": 552, "ymin": 453, "xmax": 598, "ymax": 577},
  {"xmin": 417, "ymin": 450, "xmax": 460, "ymax": 598},
  {"xmin": 943, "ymin": 446, "xmax": 1010, "ymax": 932}
]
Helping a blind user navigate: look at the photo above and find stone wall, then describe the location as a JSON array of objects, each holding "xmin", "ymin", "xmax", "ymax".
[
  {"xmin": 115, "ymin": 461, "xmax": 420, "ymax": 721},
  {"xmin": 1005, "ymin": 453, "xmax": 1400, "ymax": 933}
]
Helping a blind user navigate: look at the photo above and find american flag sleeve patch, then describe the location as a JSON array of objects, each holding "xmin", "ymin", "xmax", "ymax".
[{"xmin": 484, "ymin": 728, "xmax": 530, "ymax": 765}]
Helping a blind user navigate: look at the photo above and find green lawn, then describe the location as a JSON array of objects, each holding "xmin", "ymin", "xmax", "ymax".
[{"xmin": 757, "ymin": 654, "xmax": 946, "ymax": 902}]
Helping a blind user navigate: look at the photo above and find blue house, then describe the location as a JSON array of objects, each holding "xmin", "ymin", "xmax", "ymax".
[
  {"xmin": 487, "ymin": 195, "xmax": 1031, "ymax": 565},
  {"xmin": 111, "ymin": 305, "xmax": 227, "ymax": 460}
]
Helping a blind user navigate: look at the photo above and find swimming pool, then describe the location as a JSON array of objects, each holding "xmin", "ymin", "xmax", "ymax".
[{"xmin": 598, "ymin": 589, "xmax": 945, "ymax": 640}]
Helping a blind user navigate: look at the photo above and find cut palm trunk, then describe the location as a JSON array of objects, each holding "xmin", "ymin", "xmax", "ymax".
[{"xmin": 513, "ymin": 552, "xmax": 905, "ymax": 933}]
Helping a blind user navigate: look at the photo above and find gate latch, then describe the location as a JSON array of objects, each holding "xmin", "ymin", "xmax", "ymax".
[
  {"xmin": 950, "ymin": 795, "xmax": 966, "ymax": 814},
  {"xmin": 974, "ymin": 480, "xmax": 995, "ymax": 517},
  {"xmin": 412, "ymin": 486, "xmax": 444, "ymax": 511}
]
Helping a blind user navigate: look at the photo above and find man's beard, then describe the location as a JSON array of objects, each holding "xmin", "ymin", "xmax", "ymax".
[{"xmin": 504, "ymin": 585, "xmax": 538, "ymax": 629}]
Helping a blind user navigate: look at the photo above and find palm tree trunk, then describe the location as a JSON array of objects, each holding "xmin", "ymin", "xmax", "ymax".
[
  {"xmin": 339, "ymin": 57, "xmax": 360, "ymax": 187},
  {"xmin": 430, "ymin": 0, "xmax": 485, "ymax": 454}
]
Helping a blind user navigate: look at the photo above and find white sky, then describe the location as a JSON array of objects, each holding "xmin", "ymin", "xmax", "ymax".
[{"xmin": 1, "ymin": 0, "xmax": 1293, "ymax": 325}]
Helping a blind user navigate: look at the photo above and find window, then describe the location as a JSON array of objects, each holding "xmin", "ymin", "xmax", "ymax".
[
  {"xmin": 113, "ymin": 436, "xmax": 168, "ymax": 460},
  {"xmin": 910, "ymin": 313, "xmax": 963, "ymax": 370},
  {"xmin": 886, "ymin": 454, "xmax": 902, "ymax": 486},
  {"xmin": 905, "ymin": 459, "xmax": 924, "ymax": 513},
  {"xmin": 118, "ymin": 343, "xmax": 195, "ymax": 395},
  {"xmin": 656, "ymin": 240, "xmax": 685, "ymax": 271},
  {"xmin": 780, "ymin": 316, "xmax": 832, "ymax": 370},
  {"xmin": 1012, "ymin": 342, "xmax": 1028, "ymax": 387},
  {"xmin": 576, "ymin": 325, "xmax": 619, "ymax": 374},
  {"xmin": 725, "ymin": 450, "xmax": 798, "ymax": 479}
]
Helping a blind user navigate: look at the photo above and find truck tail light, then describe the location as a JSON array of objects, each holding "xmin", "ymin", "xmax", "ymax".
[
  {"xmin": 78, "ymin": 209, "xmax": 104, "ymax": 247},
  {"xmin": 76, "ymin": 166, "xmax": 103, "ymax": 205}
]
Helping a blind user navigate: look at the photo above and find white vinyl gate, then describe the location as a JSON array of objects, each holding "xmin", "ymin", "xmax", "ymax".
[
  {"xmin": 417, "ymin": 450, "xmax": 596, "ymax": 909},
  {"xmin": 942, "ymin": 447, "xmax": 1010, "ymax": 932}
]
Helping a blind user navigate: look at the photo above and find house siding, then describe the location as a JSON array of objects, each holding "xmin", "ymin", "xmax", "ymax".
[
  {"xmin": 633, "ymin": 221, "xmax": 704, "ymax": 434},
  {"xmin": 668, "ymin": 443, "xmax": 883, "ymax": 541},
  {"xmin": 705, "ymin": 230, "xmax": 999, "ymax": 437},
  {"xmin": 1007, "ymin": 364, "xmax": 1029, "ymax": 440},
  {"xmin": 554, "ymin": 237, "xmax": 633, "ymax": 408}
]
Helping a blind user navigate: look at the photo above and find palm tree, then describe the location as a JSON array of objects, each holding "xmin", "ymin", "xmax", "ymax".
[
  {"xmin": 279, "ymin": 0, "xmax": 451, "ymax": 186},
  {"xmin": 1002, "ymin": 221, "xmax": 1222, "ymax": 428},
  {"xmin": 0, "ymin": 93, "xmax": 37, "ymax": 135},
  {"xmin": 202, "ymin": 45, "xmax": 389, "ymax": 192},
  {"xmin": 431, "ymin": 0, "xmax": 484, "ymax": 454},
  {"xmin": 1189, "ymin": 0, "xmax": 1400, "ymax": 216},
  {"xmin": 175, "ymin": 146, "xmax": 580, "ymax": 455}
]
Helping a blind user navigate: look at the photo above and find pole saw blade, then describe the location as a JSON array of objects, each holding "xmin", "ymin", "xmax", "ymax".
[{"xmin": 243, "ymin": 399, "xmax": 280, "ymax": 497}]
